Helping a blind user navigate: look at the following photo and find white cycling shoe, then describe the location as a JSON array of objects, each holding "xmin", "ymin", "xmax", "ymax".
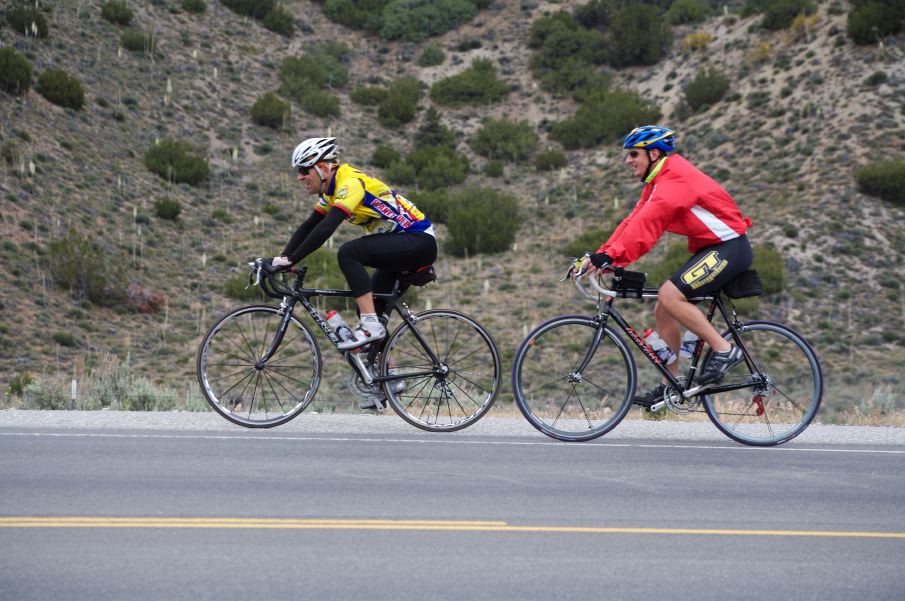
[{"xmin": 337, "ymin": 322, "xmax": 386, "ymax": 351}]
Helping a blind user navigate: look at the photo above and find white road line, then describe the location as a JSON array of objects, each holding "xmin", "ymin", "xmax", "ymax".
[{"xmin": 2, "ymin": 431, "xmax": 904, "ymax": 454}]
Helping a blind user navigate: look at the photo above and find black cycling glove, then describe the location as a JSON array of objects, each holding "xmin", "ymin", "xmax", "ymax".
[{"xmin": 589, "ymin": 252, "xmax": 612, "ymax": 269}]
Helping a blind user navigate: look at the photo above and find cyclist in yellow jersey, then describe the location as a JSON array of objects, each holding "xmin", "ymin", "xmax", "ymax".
[{"xmin": 272, "ymin": 137, "xmax": 437, "ymax": 350}]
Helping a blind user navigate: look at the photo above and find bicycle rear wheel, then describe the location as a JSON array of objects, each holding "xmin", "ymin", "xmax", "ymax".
[
  {"xmin": 197, "ymin": 305, "xmax": 321, "ymax": 428},
  {"xmin": 511, "ymin": 316, "xmax": 636, "ymax": 442},
  {"xmin": 381, "ymin": 310, "xmax": 501, "ymax": 432},
  {"xmin": 702, "ymin": 320, "xmax": 822, "ymax": 446}
]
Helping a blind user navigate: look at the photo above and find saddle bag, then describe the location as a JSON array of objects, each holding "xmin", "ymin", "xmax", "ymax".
[
  {"xmin": 722, "ymin": 269, "xmax": 763, "ymax": 299},
  {"xmin": 398, "ymin": 266, "xmax": 437, "ymax": 288}
]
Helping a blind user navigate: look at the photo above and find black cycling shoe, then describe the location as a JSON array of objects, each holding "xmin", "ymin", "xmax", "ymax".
[
  {"xmin": 633, "ymin": 383, "xmax": 666, "ymax": 408},
  {"xmin": 697, "ymin": 345, "xmax": 744, "ymax": 385}
]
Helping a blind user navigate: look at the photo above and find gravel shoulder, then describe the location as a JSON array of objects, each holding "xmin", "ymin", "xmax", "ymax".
[{"xmin": 2, "ymin": 410, "xmax": 904, "ymax": 447}]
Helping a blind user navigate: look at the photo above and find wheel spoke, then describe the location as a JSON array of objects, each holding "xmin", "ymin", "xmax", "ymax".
[
  {"xmin": 383, "ymin": 312, "xmax": 500, "ymax": 432},
  {"xmin": 198, "ymin": 307, "xmax": 320, "ymax": 428},
  {"xmin": 512, "ymin": 317, "xmax": 634, "ymax": 442}
]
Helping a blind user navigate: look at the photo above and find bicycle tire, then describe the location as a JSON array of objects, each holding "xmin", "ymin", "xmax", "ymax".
[
  {"xmin": 702, "ymin": 320, "xmax": 822, "ymax": 446},
  {"xmin": 511, "ymin": 315, "xmax": 636, "ymax": 442},
  {"xmin": 197, "ymin": 304, "xmax": 322, "ymax": 428},
  {"xmin": 380, "ymin": 310, "xmax": 501, "ymax": 432}
]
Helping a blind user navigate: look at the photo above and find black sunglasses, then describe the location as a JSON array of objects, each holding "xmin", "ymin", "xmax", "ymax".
[
  {"xmin": 626, "ymin": 149, "xmax": 642, "ymax": 158},
  {"xmin": 297, "ymin": 166, "xmax": 311, "ymax": 175}
]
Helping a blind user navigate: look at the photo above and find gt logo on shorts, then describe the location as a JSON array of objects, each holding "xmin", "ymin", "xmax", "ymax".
[{"xmin": 682, "ymin": 251, "xmax": 728, "ymax": 289}]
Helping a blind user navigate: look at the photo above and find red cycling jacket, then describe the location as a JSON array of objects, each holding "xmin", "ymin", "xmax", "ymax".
[{"xmin": 597, "ymin": 154, "xmax": 752, "ymax": 266}]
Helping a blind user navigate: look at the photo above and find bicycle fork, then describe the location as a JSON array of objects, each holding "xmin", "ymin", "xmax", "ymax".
[{"xmin": 257, "ymin": 300, "xmax": 295, "ymax": 366}]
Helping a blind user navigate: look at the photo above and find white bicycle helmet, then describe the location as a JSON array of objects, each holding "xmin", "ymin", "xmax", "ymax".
[{"xmin": 291, "ymin": 137, "xmax": 338, "ymax": 169}]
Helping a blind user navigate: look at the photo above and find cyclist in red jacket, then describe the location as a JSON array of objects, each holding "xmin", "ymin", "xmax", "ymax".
[{"xmin": 582, "ymin": 125, "xmax": 754, "ymax": 407}]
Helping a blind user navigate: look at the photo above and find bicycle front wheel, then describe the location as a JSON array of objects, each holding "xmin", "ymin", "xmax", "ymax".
[
  {"xmin": 381, "ymin": 310, "xmax": 501, "ymax": 432},
  {"xmin": 703, "ymin": 320, "xmax": 822, "ymax": 446},
  {"xmin": 197, "ymin": 305, "xmax": 321, "ymax": 428},
  {"xmin": 511, "ymin": 316, "xmax": 636, "ymax": 442}
]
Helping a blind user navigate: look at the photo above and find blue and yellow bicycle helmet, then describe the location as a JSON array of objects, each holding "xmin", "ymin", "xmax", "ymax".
[{"xmin": 623, "ymin": 125, "xmax": 676, "ymax": 153}]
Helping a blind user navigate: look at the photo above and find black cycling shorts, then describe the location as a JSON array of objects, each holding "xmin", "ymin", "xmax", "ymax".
[
  {"xmin": 669, "ymin": 234, "xmax": 753, "ymax": 298},
  {"xmin": 337, "ymin": 231, "xmax": 438, "ymax": 298}
]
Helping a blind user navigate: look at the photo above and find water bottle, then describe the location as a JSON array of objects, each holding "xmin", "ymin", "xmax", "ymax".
[
  {"xmin": 642, "ymin": 329, "xmax": 676, "ymax": 365},
  {"xmin": 679, "ymin": 330, "xmax": 699, "ymax": 359},
  {"xmin": 326, "ymin": 310, "xmax": 357, "ymax": 345}
]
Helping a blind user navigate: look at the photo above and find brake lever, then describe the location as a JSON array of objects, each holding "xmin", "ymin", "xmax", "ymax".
[{"xmin": 246, "ymin": 259, "xmax": 264, "ymax": 289}]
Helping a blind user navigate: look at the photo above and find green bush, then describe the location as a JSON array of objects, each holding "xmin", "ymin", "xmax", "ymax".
[
  {"xmin": 350, "ymin": 85, "xmax": 388, "ymax": 106},
  {"xmin": 408, "ymin": 189, "xmax": 449, "ymax": 223},
  {"xmin": 534, "ymin": 149, "xmax": 568, "ymax": 172},
  {"xmin": 550, "ymin": 88, "xmax": 660, "ymax": 150},
  {"xmin": 181, "ymin": 0, "xmax": 207, "ymax": 14},
  {"xmin": 485, "ymin": 161, "xmax": 504, "ymax": 177},
  {"xmin": 445, "ymin": 187, "xmax": 519, "ymax": 256},
  {"xmin": 300, "ymin": 89, "xmax": 340, "ymax": 118},
  {"xmin": 323, "ymin": 0, "xmax": 388, "ymax": 34},
  {"xmin": 573, "ymin": 0, "xmax": 610, "ymax": 29},
  {"xmin": 378, "ymin": 76, "xmax": 421, "ymax": 126},
  {"xmin": 684, "ymin": 67, "xmax": 730, "ymax": 112},
  {"xmin": 469, "ymin": 118, "xmax": 539, "ymax": 163},
  {"xmin": 380, "ymin": 0, "xmax": 479, "ymax": 43},
  {"xmin": 407, "ymin": 145, "xmax": 469, "ymax": 189},
  {"xmin": 52, "ymin": 332, "xmax": 78, "ymax": 348},
  {"xmin": 384, "ymin": 160, "xmax": 417, "ymax": 186},
  {"xmin": 48, "ymin": 231, "xmax": 125, "ymax": 305},
  {"xmin": 154, "ymin": 197, "xmax": 182, "ymax": 220},
  {"xmin": 430, "ymin": 58, "xmax": 510, "ymax": 107},
  {"xmin": 530, "ymin": 21, "xmax": 605, "ymax": 79},
  {"xmin": 101, "ymin": 0, "xmax": 134, "ymax": 25},
  {"xmin": 418, "ymin": 44, "xmax": 446, "ymax": 67},
  {"xmin": 855, "ymin": 160, "xmax": 905, "ymax": 206},
  {"xmin": 261, "ymin": 5, "xmax": 294, "ymax": 36},
  {"xmin": 23, "ymin": 378, "xmax": 69, "ymax": 410},
  {"xmin": 379, "ymin": 100, "xmax": 416, "ymax": 129},
  {"xmin": 250, "ymin": 92, "xmax": 291, "ymax": 129},
  {"xmin": 0, "ymin": 47, "xmax": 32, "ymax": 95},
  {"xmin": 847, "ymin": 0, "xmax": 904, "ymax": 44},
  {"xmin": 121, "ymin": 29, "xmax": 156, "ymax": 53},
  {"xmin": 538, "ymin": 61, "xmax": 609, "ymax": 96},
  {"xmin": 753, "ymin": 242, "xmax": 784, "ymax": 295},
  {"xmin": 221, "ymin": 0, "xmax": 275, "ymax": 19},
  {"xmin": 864, "ymin": 71, "xmax": 887, "ymax": 87},
  {"xmin": 6, "ymin": 4, "xmax": 50, "ymax": 37},
  {"xmin": 144, "ymin": 138, "xmax": 210, "ymax": 186},
  {"xmin": 6, "ymin": 372, "xmax": 32, "ymax": 397},
  {"xmin": 761, "ymin": 0, "xmax": 816, "ymax": 31},
  {"xmin": 415, "ymin": 106, "xmax": 455, "ymax": 149},
  {"xmin": 279, "ymin": 55, "xmax": 327, "ymax": 98},
  {"xmin": 607, "ymin": 4, "xmax": 671, "ymax": 68},
  {"xmin": 666, "ymin": 0, "xmax": 707, "ymax": 24},
  {"xmin": 372, "ymin": 144, "xmax": 401, "ymax": 168},
  {"xmin": 36, "ymin": 69, "xmax": 85, "ymax": 110}
]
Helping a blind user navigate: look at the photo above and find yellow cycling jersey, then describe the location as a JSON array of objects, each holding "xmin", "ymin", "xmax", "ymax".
[{"xmin": 314, "ymin": 164, "xmax": 433, "ymax": 235}]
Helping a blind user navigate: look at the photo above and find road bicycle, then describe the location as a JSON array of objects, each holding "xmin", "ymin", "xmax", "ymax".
[
  {"xmin": 510, "ymin": 260, "xmax": 822, "ymax": 446},
  {"xmin": 197, "ymin": 259, "xmax": 502, "ymax": 431}
]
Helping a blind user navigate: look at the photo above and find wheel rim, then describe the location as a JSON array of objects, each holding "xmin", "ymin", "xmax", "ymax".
[
  {"xmin": 513, "ymin": 318, "xmax": 635, "ymax": 441},
  {"xmin": 198, "ymin": 306, "xmax": 320, "ymax": 427},
  {"xmin": 382, "ymin": 311, "xmax": 500, "ymax": 431},
  {"xmin": 704, "ymin": 322, "xmax": 822, "ymax": 446}
]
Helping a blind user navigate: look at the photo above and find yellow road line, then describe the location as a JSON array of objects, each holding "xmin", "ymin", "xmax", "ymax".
[{"xmin": 1, "ymin": 517, "xmax": 904, "ymax": 538}]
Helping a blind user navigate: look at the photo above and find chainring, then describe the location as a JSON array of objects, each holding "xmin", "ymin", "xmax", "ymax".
[{"xmin": 663, "ymin": 376, "xmax": 700, "ymax": 415}]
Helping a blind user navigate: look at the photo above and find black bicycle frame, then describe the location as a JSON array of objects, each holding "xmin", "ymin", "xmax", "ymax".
[
  {"xmin": 258, "ymin": 267, "xmax": 441, "ymax": 386},
  {"xmin": 595, "ymin": 288, "xmax": 759, "ymax": 398}
]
